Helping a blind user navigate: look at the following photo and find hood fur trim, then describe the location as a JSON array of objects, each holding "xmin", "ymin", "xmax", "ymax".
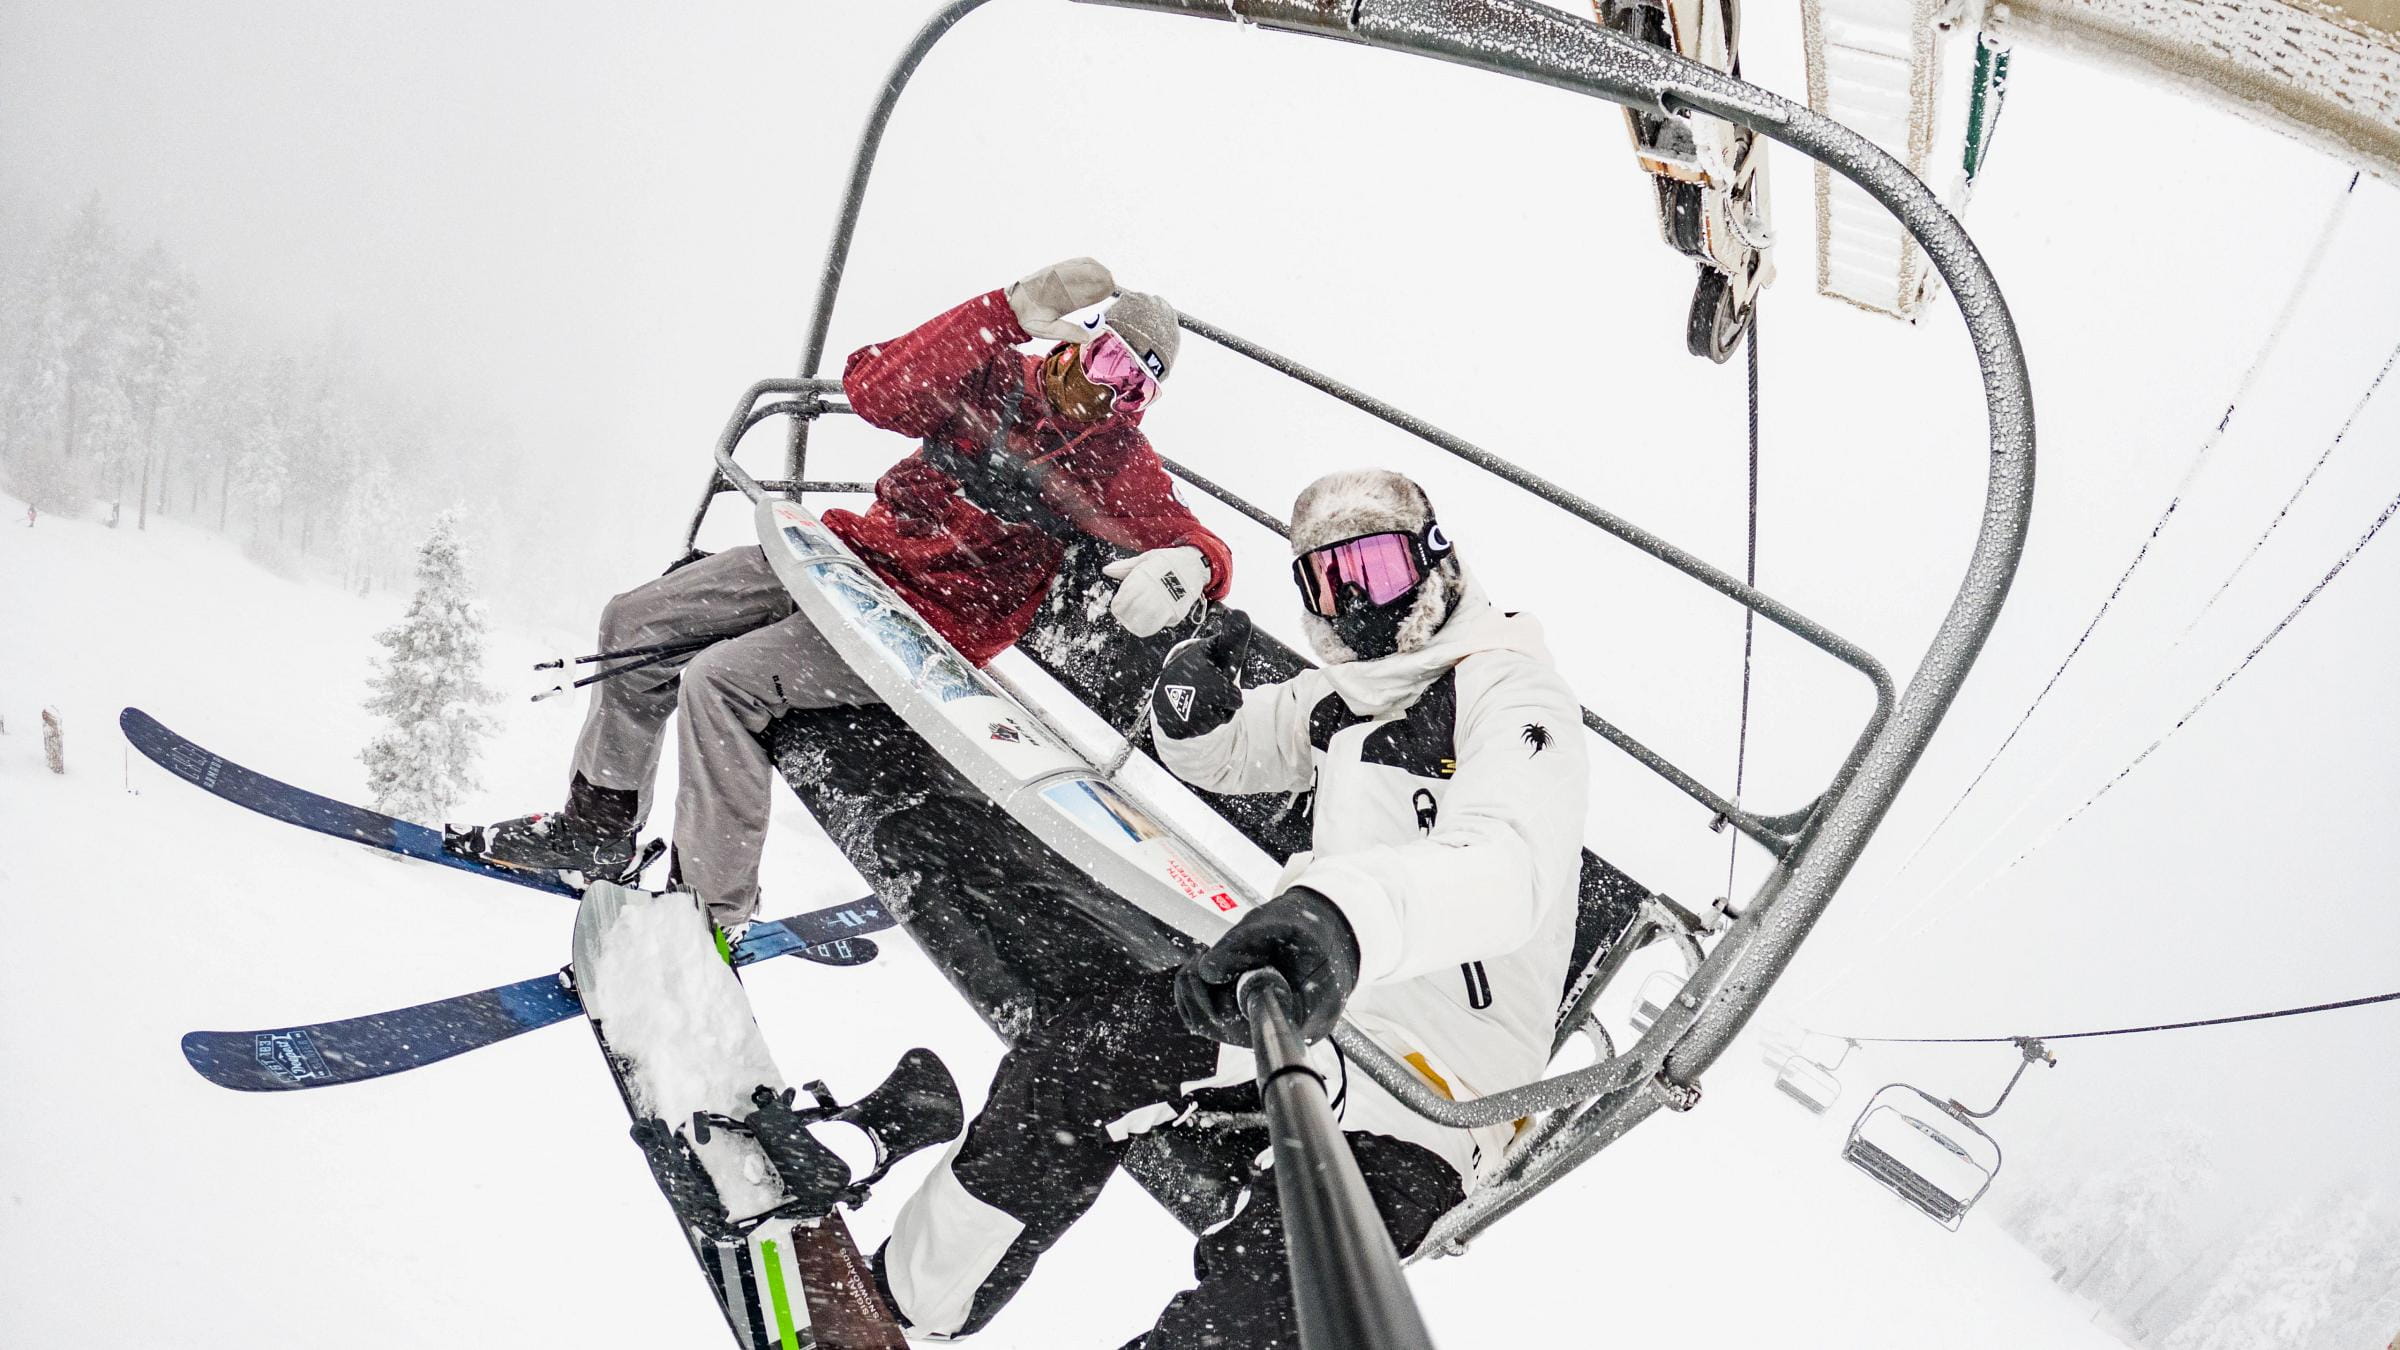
[{"xmin": 1290, "ymin": 469, "xmax": 1461, "ymax": 665}]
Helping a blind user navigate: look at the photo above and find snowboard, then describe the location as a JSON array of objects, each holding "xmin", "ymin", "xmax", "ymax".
[{"xmin": 574, "ymin": 881, "xmax": 957, "ymax": 1348}]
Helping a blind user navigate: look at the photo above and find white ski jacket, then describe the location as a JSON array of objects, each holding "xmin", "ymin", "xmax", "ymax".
[{"xmin": 1157, "ymin": 584, "xmax": 1587, "ymax": 1181}]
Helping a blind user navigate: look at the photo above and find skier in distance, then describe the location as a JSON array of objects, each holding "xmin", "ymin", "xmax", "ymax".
[
  {"xmin": 452, "ymin": 258, "xmax": 1232, "ymax": 932},
  {"xmin": 871, "ymin": 468, "xmax": 1589, "ymax": 1347}
]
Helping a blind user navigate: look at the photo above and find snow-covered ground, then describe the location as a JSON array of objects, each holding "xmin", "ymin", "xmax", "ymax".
[{"xmin": 0, "ymin": 499, "xmax": 2119, "ymax": 1347}]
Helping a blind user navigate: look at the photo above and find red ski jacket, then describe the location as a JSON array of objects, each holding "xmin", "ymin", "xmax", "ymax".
[{"xmin": 828, "ymin": 289, "xmax": 1233, "ymax": 666}]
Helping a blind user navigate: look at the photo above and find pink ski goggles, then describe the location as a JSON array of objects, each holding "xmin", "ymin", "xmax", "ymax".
[
  {"xmin": 1291, "ymin": 524, "xmax": 1450, "ymax": 617},
  {"xmin": 1080, "ymin": 328, "xmax": 1163, "ymax": 413}
]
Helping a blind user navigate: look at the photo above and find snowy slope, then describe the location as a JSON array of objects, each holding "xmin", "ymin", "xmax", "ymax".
[{"xmin": 0, "ymin": 499, "xmax": 2123, "ymax": 1348}]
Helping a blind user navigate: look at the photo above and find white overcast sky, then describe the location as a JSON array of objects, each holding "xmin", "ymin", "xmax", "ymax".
[{"xmin": 6, "ymin": 0, "xmax": 2397, "ymax": 1227}]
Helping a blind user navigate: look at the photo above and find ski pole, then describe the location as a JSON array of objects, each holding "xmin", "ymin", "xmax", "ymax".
[
  {"xmin": 534, "ymin": 637, "xmax": 718, "ymax": 671},
  {"xmin": 531, "ymin": 642, "xmax": 719, "ymax": 702},
  {"xmin": 1237, "ymin": 969, "xmax": 1439, "ymax": 1350}
]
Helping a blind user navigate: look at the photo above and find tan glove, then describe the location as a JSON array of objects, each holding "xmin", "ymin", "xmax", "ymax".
[{"xmin": 1008, "ymin": 257, "xmax": 1117, "ymax": 343}]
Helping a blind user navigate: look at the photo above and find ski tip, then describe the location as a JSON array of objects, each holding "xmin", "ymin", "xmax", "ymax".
[
  {"xmin": 119, "ymin": 706, "xmax": 152, "ymax": 735},
  {"xmin": 178, "ymin": 1031, "xmax": 262, "ymax": 1092}
]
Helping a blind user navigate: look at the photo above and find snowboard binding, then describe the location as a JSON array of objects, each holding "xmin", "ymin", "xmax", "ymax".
[
  {"xmin": 630, "ymin": 1114, "xmax": 749, "ymax": 1244},
  {"xmin": 689, "ymin": 1047, "xmax": 965, "ymax": 1224}
]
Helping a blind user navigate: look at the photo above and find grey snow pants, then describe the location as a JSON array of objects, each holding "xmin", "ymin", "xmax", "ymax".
[{"xmin": 571, "ymin": 545, "xmax": 879, "ymax": 924}]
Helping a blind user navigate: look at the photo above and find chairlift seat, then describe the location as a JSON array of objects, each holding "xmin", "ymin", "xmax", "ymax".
[
  {"xmin": 1773, "ymin": 1054, "xmax": 1841, "ymax": 1113},
  {"xmin": 721, "ymin": 0, "xmax": 2038, "ymax": 1262},
  {"xmin": 1842, "ymin": 1084, "xmax": 2001, "ymax": 1230},
  {"xmin": 1628, "ymin": 968, "xmax": 1685, "ymax": 1035}
]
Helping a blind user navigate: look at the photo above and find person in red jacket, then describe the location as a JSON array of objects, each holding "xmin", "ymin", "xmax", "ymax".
[{"xmin": 452, "ymin": 259, "xmax": 1232, "ymax": 929}]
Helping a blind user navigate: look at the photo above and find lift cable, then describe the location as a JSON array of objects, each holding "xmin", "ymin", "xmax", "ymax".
[
  {"xmin": 2178, "ymin": 335, "xmax": 2400, "ymax": 638},
  {"xmin": 1885, "ymin": 172, "xmax": 2361, "ymax": 883},
  {"xmin": 1793, "ymin": 351, "xmax": 2400, "ymax": 1016},
  {"xmin": 1724, "ymin": 312, "xmax": 1761, "ymax": 906},
  {"xmin": 1987, "ymin": 474, "xmax": 2400, "ymax": 874},
  {"xmin": 1885, "ymin": 329, "xmax": 2400, "ymax": 910},
  {"xmin": 1829, "ymin": 986, "xmax": 2400, "ymax": 1046}
]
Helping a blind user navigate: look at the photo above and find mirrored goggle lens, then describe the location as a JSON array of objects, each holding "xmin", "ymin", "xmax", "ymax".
[
  {"xmin": 1295, "ymin": 532, "xmax": 1424, "ymax": 616},
  {"xmin": 1081, "ymin": 330, "xmax": 1160, "ymax": 412}
]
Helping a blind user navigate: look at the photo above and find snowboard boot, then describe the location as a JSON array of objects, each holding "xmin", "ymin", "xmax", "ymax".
[
  {"xmin": 447, "ymin": 773, "xmax": 640, "ymax": 880},
  {"xmin": 692, "ymin": 1049, "xmax": 965, "ymax": 1219}
]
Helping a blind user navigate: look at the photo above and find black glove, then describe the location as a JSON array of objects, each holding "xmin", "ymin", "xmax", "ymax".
[
  {"xmin": 1175, "ymin": 886, "xmax": 1362, "ymax": 1046},
  {"xmin": 1151, "ymin": 607, "xmax": 1252, "ymax": 742}
]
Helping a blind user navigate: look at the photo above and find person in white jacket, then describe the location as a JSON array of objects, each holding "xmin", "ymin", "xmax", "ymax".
[
  {"xmin": 871, "ymin": 467, "xmax": 1588, "ymax": 1347},
  {"xmin": 1166, "ymin": 467, "xmax": 1589, "ymax": 1183}
]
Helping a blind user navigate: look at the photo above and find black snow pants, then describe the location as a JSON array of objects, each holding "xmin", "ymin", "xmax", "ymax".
[{"xmin": 867, "ymin": 794, "xmax": 1463, "ymax": 1346}]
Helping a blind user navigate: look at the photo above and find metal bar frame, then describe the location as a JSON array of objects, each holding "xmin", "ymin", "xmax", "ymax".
[{"xmin": 686, "ymin": 0, "xmax": 2035, "ymax": 1257}]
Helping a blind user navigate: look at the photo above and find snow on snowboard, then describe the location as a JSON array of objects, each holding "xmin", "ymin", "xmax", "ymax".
[{"xmin": 575, "ymin": 882, "xmax": 961, "ymax": 1349}]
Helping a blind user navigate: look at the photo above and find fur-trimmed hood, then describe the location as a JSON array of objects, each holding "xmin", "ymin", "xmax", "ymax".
[{"xmin": 1289, "ymin": 468, "xmax": 1464, "ymax": 666}]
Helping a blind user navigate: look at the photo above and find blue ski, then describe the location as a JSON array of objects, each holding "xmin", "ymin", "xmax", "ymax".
[
  {"xmin": 181, "ymin": 898, "xmax": 893, "ymax": 1092},
  {"xmin": 123, "ymin": 706, "xmax": 585, "ymax": 896}
]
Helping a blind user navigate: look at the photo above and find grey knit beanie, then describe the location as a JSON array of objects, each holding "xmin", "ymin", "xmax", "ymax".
[{"xmin": 1097, "ymin": 291, "xmax": 1180, "ymax": 383}]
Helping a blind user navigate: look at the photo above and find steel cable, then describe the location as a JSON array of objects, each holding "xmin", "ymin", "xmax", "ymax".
[
  {"xmin": 1885, "ymin": 173, "xmax": 2361, "ymax": 883},
  {"xmin": 1725, "ymin": 313, "xmax": 1761, "ymax": 906},
  {"xmin": 1833, "ymin": 987, "xmax": 2400, "ymax": 1045}
]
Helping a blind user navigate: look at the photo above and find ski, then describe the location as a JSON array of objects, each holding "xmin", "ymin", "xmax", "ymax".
[
  {"xmin": 123, "ymin": 706, "xmax": 580, "ymax": 896},
  {"xmin": 576, "ymin": 882, "xmax": 946, "ymax": 1348},
  {"xmin": 180, "ymin": 896, "xmax": 892, "ymax": 1092}
]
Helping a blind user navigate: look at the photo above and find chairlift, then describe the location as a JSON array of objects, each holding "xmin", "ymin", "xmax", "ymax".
[
  {"xmin": 1771, "ymin": 1035, "xmax": 1856, "ymax": 1114},
  {"xmin": 1843, "ymin": 1037, "xmax": 2054, "ymax": 1229},
  {"xmin": 1628, "ymin": 968, "xmax": 1684, "ymax": 1035},
  {"xmin": 694, "ymin": 0, "xmax": 2034, "ymax": 1265}
]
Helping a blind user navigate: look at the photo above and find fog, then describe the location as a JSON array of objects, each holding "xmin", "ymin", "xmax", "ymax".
[{"xmin": 7, "ymin": 0, "xmax": 2396, "ymax": 1341}]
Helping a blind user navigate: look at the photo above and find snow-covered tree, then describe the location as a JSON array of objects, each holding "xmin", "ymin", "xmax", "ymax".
[
  {"xmin": 1999, "ymin": 1122, "xmax": 2214, "ymax": 1323},
  {"xmin": 4, "ymin": 194, "xmax": 132, "ymax": 509},
  {"xmin": 361, "ymin": 510, "xmax": 498, "ymax": 826},
  {"xmin": 2161, "ymin": 1194, "xmax": 2373, "ymax": 1350},
  {"xmin": 2311, "ymin": 1183, "xmax": 2400, "ymax": 1350},
  {"xmin": 119, "ymin": 241, "xmax": 199, "ymax": 528}
]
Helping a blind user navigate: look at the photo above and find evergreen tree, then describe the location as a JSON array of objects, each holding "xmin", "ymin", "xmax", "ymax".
[
  {"xmin": 4, "ymin": 194, "xmax": 131, "ymax": 508},
  {"xmin": 120, "ymin": 241, "xmax": 199, "ymax": 528},
  {"xmin": 361, "ymin": 510, "xmax": 497, "ymax": 827},
  {"xmin": 2163, "ymin": 1198, "xmax": 2355, "ymax": 1350}
]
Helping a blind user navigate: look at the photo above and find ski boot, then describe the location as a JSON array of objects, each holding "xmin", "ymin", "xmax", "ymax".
[
  {"xmin": 693, "ymin": 1048, "xmax": 966, "ymax": 1221},
  {"xmin": 446, "ymin": 773, "xmax": 641, "ymax": 881}
]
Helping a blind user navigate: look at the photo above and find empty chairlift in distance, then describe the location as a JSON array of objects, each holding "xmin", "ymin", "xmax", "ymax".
[
  {"xmin": 1843, "ymin": 1036, "xmax": 2053, "ymax": 1230},
  {"xmin": 1769, "ymin": 1034, "xmax": 1855, "ymax": 1114}
]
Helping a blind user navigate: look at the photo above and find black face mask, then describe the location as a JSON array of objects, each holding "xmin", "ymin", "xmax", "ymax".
[{"xmin": 1325, "ymin": 578, "xmax": 1421, "ymax": 660}]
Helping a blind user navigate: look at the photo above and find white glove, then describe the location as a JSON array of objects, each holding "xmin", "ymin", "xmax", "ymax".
[
  {"xmin": 1008, "ymin": 257, "xmax": 1117, "ymax": 343},
  {"xmin": 1102, "ymin": 546, "xmax": 1210, "ymax": 638}
]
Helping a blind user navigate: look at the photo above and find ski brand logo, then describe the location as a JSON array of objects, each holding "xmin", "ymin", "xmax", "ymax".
[
  {"xmin": 254, "ymin": 1030, "xmax": 330, "ymax": 1083},
  {"xmin": 1165, "ymin": 684, "xmax": 1197, "ymax": 720},
  {"xmin": 1212, "ymin": 892, "xmax": 1237, "ymax": 912},
  {"xmin": 988, "ymin": 720, "xmax": 1030, "ymax": 745},
  {"xmin": 168, "ymin": 743, "xmax": 222, "ymax": 789}
]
